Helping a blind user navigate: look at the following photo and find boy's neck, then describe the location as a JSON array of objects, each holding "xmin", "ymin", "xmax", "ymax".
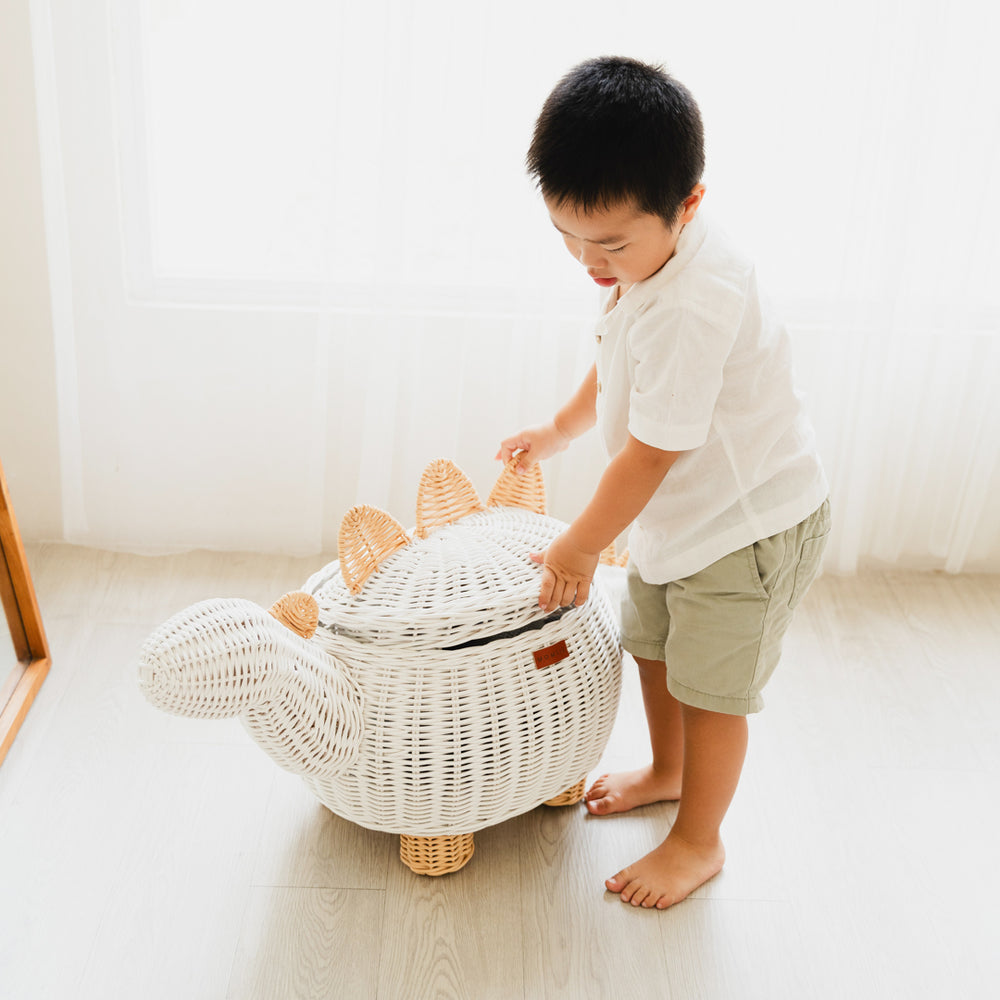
[{"xmin": 613, "ymin": 221, "xmax": 689, "ymax": 307}]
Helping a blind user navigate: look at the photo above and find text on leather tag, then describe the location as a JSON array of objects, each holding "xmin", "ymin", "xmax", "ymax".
[{"xmin": 533, "ymin": 640, "xmax": 569, "ymax": 669}]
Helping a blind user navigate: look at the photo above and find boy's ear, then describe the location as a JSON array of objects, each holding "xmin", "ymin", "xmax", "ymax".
[{"xmin": 680, "ymin": 184, "xmax": 707, "ymax": 224}]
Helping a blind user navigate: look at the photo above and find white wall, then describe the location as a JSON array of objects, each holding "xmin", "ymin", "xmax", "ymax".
[{"xmin": 0, "ymin": 0, "xmax": 61, "ymax": 540}]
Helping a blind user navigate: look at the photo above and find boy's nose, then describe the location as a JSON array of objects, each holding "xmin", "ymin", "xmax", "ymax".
[{"xmin": 577, "ymin": 242, "xmax": 604, "ymax": 267}]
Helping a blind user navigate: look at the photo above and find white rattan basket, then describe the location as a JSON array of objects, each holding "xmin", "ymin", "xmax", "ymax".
[{"xmin": 138, "ymin": 459, "xmax": 623, "ymax": 874}]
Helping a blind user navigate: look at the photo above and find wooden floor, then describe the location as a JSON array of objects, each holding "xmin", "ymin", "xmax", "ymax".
[{"xmin": 2, "ymin": 545, "xmax": 998, "ymax": 1000}]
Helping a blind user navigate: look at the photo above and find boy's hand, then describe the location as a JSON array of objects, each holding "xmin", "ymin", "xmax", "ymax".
[
  {"xmin": 531, "ymin": 530, "xmax": 600, "ymax": 612},
  {"xmin": 496, "ymin": 422, "xmax": 572, "ymax": 474}
]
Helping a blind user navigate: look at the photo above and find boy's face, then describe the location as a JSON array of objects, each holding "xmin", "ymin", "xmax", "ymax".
[{"xmin": 545, "ymin": 186, "xmax": 705, "ymax": 294}]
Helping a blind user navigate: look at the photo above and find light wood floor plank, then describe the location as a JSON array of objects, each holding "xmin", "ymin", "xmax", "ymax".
[
  {"xmin": 74, "ymin": 745, "xmax": 275, "ymax": 1000},
  {"xmin": 226, "ymin": 887, "xmax": 383, "ymax": 1000},
  {"xmin": 656, "ymin": 900, "xmax": 813, "ymax": 1000},
  {"xmin": 518, "ymin": 800, "xmax": 675, "ymax": 998},
  {"xmin": 251, "ymin": 769, "xmax": 394, "ymax": 891},
  {"xmin": 376, "ymin": 818, "xmax": 526, "ymax": 999}
]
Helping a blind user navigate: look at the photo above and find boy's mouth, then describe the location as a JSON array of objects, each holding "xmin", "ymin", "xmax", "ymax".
[{"xmin": 591, "ymin": 276, "xmax": 618, "ymax": 288}]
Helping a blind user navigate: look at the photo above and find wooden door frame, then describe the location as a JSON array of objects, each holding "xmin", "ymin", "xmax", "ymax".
[{"xmin": 0, "ymin": 457, "xmax": 50, "ymax": 766}]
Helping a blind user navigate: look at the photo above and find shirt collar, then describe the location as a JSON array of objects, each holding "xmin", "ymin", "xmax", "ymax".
[{"xmin": 613, "ymin": 209, "xmax": 709, "ymax": 317}]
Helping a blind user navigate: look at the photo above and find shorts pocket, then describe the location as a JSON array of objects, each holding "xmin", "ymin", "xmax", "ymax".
[
  {"xmin": 789, "ymin": 531, "xmax": 829, "ymax": 609},
  {"xmin": 747, "ymin": 537, "xmax": 779, "ymax": 601}
]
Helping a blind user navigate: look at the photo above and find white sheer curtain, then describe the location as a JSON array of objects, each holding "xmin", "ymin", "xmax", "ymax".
[{"xmin": 31, "ymin": 0, "xmax": 1000, "ymax": 571}]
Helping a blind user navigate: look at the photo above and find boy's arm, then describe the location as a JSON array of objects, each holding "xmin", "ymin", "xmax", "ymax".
[
  {"xmin": 496, "ymin": 364, "xmax": 598, "ymax": 467},
  {"xmin": 534, "ymin": 434, "xmax": 681, "ymax": 612}
]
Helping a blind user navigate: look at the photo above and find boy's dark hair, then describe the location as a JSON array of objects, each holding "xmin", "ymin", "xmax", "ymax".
[{"xmin": 527, "ymin": 56, "xmax": 705, "ymax": 226}]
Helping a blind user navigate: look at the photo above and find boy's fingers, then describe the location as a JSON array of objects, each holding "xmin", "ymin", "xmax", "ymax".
[
  {"xmin": 538, "ymin": 567, "xmax": 556, "ymax": 610},
  {"xmin": 541, "ymin": 572, "xmax": 574, "ymax": 612},
  {"xmin": 542, "ymin": 578, "xmax": 585, "ymax": 613},
  {"xmin": 497, "ymin": 443, "xmax": 530, "ymax": 467}
]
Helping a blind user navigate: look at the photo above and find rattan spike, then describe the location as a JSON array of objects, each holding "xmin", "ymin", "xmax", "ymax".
[
  {"xmin": 414, "ymin": 459, "xmax": 484, "ymax": 539},
  {"xmin": 268, "ymin": 591, "xmax": 319, "ymax": 639},
  {"xmin": 487, "ymin": 456, "xmax": 546, "ymax": 514},
  {"xmin": 338, "ymin": 505, "xmax": 411, "ymax": 594},
  {"xmin": 599, "ymin": 544, "xmax": 630, "ymax": 568}
]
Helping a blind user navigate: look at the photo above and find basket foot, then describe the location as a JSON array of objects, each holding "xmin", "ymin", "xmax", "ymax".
[
  {"xmin": 543, "ymin": 777, "xmax": 587, "ymax": 807},
  {"xmin": 399, "ymin": 832, "xmax": 475, "ymax": 876}
]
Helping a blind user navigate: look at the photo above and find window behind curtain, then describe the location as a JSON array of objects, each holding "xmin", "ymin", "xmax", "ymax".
[{"xmin": 32, "ymin": 0, "xmax": 1000, "ymax": 568}]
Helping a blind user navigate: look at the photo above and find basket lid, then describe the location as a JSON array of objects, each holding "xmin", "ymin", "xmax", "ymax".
[{"xmin": 307, "ymin": 506, "xmax": 566, "ymax": 651}]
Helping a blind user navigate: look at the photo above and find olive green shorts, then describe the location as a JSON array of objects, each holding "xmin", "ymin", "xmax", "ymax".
[{"xmin": 621, "ymin": 499, "xmax": 831, "ymax": 716}]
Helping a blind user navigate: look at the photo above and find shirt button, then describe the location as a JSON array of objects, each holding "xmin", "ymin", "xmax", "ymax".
[
  {"xmin": 595, "ymin": 334, "xmax": 603, "ymax": 343},
  {"xmin": 596, "ymin": 380, "xmax": 603, "ymax": 394}
]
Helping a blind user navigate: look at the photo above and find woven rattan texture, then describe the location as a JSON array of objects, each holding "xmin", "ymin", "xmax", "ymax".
[
  {"xmin": 543, "ymin": 778, "xmax": 587, "ymax": 807},
  {"xmin": 138, "ymin": 465, "xmax": 622, "ymax": 844},
  {"xmin": 138, "ymin": 598, "xmax": 365, "ymax": 778},
  {"xmin": 486, "ymin": 459, "xmax": 546, "ymax": 513},
  {"xmin": 338, "ymin": 506, "xmax": 410, "ymax": 595},
  {"xmin": 304, "ymin": 587, "xmax": 620, "ymax": 835},
  {"xmin": 269, "ymin": 591, "xmax": 319, "ymax": 638},
  {"xmin": 399, "ymin": 833, "xmax": 475, "ymax": 876},
  {"xmin": 309, "ymin": 509, "xmax": 576, "ymax": 652},
  {"xmin": 415, "ymin": 459, "xmax": 484, "ymax": 539}
]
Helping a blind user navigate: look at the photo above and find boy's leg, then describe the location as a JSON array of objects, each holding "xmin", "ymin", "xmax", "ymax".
[
  {"xmin": 585, "ymin": 656, "xmax": 684, "ymax": 813},
  {"xmin": 597, "ymin": 500, "xmax": 829, "ymax": 907},
  {"xmin": 606, "ymin": 704, "xmax": 748, "ymax": 909}
]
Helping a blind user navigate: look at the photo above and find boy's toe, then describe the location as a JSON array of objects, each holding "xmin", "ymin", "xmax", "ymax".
[
  {"xmin": 626, "ymin": 881, "xmax": 648, "ymax": 906},
  {"xmin": 586, "ymin": 795, "xmax": 612, "ymax": 815},
  {"xmin": 605, "ymin": 871, "xmax": 627, "ymax": 893}
]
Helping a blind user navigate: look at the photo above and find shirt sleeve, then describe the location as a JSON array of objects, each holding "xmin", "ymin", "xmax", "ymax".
[{"xmin": 626, "ymin": 303, "xmax": 740, "ymax": 452}]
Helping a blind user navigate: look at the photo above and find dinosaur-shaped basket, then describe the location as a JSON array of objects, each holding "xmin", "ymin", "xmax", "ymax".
[{"xmin": 138, "ymin": 459, "xmax": 623, "ymax": 874}]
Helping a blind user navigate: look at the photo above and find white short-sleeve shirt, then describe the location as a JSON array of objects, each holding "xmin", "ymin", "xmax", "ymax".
[{"xmin": 594, "ymin": 210, "xmax": 828, "ymax": 584}]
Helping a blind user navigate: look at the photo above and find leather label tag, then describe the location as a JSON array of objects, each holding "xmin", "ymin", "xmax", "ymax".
[{"xmin": 533, "ymin": 639, "xmax": 569, "ymax": 669}]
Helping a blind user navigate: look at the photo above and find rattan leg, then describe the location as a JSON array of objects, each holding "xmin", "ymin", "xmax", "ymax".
[
  {"xmin": 399, "ymin": 832, "xmax": 475, "ymax": 876},
  {"xmin": 543, "ymin": 777, "xmax": 587, "ymax": 807}
]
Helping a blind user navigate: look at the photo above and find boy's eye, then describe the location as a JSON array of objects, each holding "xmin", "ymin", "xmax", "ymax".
[{"xmin": 605, "ymin": 245, "xmax": 628, "ymax": 254}]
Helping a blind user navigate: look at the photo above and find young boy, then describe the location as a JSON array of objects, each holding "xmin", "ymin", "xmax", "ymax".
[{"xmin": 497, "ymin": 57, "xmax": 830, "ymax": 909}]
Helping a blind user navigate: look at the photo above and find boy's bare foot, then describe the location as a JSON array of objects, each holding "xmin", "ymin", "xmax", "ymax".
[
  {"xmin": 584, "ymin": 766, "xmax": 681, "ymax": 815},
  {"xmin": 605, "ymin": 833, "xmax": 725, "ymax": 909}
]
